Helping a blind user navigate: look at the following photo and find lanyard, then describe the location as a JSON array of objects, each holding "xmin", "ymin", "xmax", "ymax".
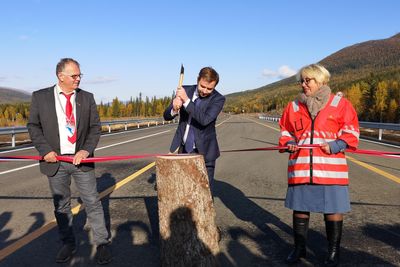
[{"xmin": 55, "ymin": 89, "xmax": 76, "ymax": 124}]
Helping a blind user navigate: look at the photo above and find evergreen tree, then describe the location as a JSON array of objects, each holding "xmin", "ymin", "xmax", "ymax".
[{"xmin": 111, "ymin": 97, "xmax": 120, "ymax": 117}]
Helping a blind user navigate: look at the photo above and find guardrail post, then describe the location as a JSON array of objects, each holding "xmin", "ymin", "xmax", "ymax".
[
  {"xmin": 137, "ymin": 123, "xmax": 140, "ymax": 128},
  {"xmin": 163, "ymin": 121, "xmax": 165, "ymax": 125},
  {"xmin": 12, "ymin": 133, "xmax": 16, "ymax": 148},
  {"xmin": 148, "ymin": 122, "xmax": 150, "ymax": 127},
  {"xmin": 125, "ymin": 123, "xmax": 127, "ymax": 131},
  {"xmin": 378, "ymin": 129, "xmax": 383, "ymax": 140},
  {"xmin": 108, "ymin": 124, "xmax": 111, "ymax": 133},
  {"xmin": 156, "ymin": 121, "xmax": 158, "ymax": 126}
]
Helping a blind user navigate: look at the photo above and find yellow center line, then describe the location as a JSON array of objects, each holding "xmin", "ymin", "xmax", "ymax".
[
  {"xmin": 0, "ymin": 162, "xmax": 155, "ymax": 261},
  {"xmin": 346, "ymin": 155, "xmax": 400, "ymax": 184}
]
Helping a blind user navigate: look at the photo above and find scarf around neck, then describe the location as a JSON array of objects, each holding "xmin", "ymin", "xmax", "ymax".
[{"xmin": 297, "ymin": 85, "xmax": 331, "ymax": 119}]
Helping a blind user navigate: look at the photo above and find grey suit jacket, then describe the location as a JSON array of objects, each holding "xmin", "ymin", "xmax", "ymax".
[{"xmin": 27, "ymin": 86, "xmax": 101, "ymax": 176}]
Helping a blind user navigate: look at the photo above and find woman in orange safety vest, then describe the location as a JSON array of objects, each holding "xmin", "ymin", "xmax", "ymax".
[{"xmin": 279, "ymin": 64, "xmax": 359, "ymax": 266}]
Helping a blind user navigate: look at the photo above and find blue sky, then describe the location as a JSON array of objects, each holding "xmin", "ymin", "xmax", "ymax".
[{"xmin": 0, "ymin": 0, "xmax": 399, "ymax": 103}]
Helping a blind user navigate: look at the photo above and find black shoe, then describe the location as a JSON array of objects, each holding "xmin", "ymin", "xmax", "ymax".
[
  {"xmin": 324, "ymin": 251, "xmax": 340, "ymax": 267},
  {"xmin": 286, "ymin": 217, "xmax": 309, "ymax": 264},
  {"xmin": 55, "ymin": 244, "xmax": 76, "ymax": 263},
  {"xmin": 324, "ymin": 220, "xmax": 343, "ymax": 267},
  {"xmin": 96, "ymin": 244, "xmax": 113, "ymax": 265},
  {"xmin": 286, "ymin": 247, "xmax": 306, "ymax": 264}
]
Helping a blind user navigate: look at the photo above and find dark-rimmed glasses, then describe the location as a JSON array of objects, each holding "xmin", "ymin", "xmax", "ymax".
[
  {"xmin": 63, "ymin": 73, "xmax": 83, "ymax": 80},
  {"xmin": 299, "ymin": 77, "xmax": 315, "ymax": 85}
]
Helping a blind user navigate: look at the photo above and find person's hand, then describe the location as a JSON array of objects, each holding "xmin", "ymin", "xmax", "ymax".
[
  {"xmin": 320, "ymin": 143, "xmax": 331, "ymax": 154},
  {"xmin": 73, "ymin": 150, "xmax": 89, "ymax": 165},
  {"xmin": 172, "ymin": 97, "xmax": 183, "ymax": 112},
  {"xmin": 176, "ymin": 87, "xmax": 189, "ymax": 102},
  {"xmin": 43, "ymin": 151, "xmax": 58, "ymax": 162},
  {"xmin": 287, "ymin": 144, "xmax": 299, "ymax": 153}
]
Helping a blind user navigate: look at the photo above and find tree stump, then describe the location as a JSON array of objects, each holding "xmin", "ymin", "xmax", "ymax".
[{"xmin": 156, "ymin": 155, "xmax": 219, "ymax": 267}]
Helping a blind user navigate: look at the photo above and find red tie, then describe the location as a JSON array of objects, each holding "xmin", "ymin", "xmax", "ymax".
[{"xmin": 62, "ymin": 93, "xmax": 76, "ymax": 144}]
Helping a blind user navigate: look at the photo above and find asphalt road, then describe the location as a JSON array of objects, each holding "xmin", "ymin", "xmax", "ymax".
[{"xmin": 0, "ymin": 115, "xmax": 399, "ymax": 266}]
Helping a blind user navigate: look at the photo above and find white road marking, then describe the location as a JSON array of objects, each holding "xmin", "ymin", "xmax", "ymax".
[{"xmin": 0, "ymin": 129, "xmax": 171, "ymax": 176}]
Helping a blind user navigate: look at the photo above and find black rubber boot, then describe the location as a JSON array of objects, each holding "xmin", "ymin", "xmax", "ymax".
[
  {"xmin": 324, "ymin": 220, "xmax": 343, "ymax": 267},
  {"xmin": 286, "ymin": 217, "xmax": 309, "ymax": 264}
]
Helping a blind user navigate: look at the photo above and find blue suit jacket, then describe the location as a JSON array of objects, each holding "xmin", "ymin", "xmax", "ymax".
[{"xmin": 163, "ymin": 85, "xmax": 225, "ymax": 163}]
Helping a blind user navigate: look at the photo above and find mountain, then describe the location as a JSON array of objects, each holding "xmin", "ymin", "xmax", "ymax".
[
  {"xmin": 224, "ymin": 33, "xmax": 400, "ymax": 113},
  {"xmin": 321, "ymin": 33, "xmax": 400, "ymax": 74},
  {"xmin": 0, "ymin": 87, "xmax": 31, "ymax": 104}
]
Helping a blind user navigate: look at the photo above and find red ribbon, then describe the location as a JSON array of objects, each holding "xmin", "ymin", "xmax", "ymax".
[
  {"xmin": 221, "ymin": 144, "xmax": 400, "ymax": 158},
  {"xmin": 0, "ymin": 153, "xmax": 175, "ymax": 163},
  {"xmin": 220, "ymin": 144, "xmax": 320, "ymax": 153},
  {"xmin": 1, "ymin": 145, "xmax": 399, "ymax": 162}
]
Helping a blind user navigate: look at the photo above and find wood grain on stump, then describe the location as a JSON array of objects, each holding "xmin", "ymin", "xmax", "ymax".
[{"xmin": 156, "ymin": 155, "xmax": 219, "ymax": 267}]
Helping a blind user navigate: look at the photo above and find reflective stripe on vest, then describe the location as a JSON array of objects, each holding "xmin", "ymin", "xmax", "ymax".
[
  {"xmin": 330, "ymin": 95, "xmax": 341, "ymax": 107},
  {"xmin": 292, "ymin": 100, "xmax": 299, "ymax": 112},
  {"xmin": 289, "ymin": 156, "xmax": 347, "ymax": 166}
]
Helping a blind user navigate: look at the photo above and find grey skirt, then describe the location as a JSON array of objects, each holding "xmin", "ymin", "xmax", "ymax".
[{"xmin": 285, "ymin": 184, "xmax": 350, "ymax": 213}]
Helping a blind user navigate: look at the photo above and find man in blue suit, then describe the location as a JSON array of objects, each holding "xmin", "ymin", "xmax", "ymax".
[{"xmin": 163, "ymin": 67, "xmax": 225, "ymax": 194}]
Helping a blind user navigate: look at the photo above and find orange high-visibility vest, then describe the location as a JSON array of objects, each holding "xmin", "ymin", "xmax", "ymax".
[{"xmin": 279, "ymin": 94, "xmax": 359, "ymax": 185}]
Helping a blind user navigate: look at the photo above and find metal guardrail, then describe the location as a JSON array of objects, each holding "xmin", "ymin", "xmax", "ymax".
[
  {"xmin": 359, "ymin": 122, "xmax": 400, "ymax": 141},
  {"xmin": 0, "ymin": 118, "xmax": 176, "ymax": 147},
  {"xmin": 358, "ymin": 121, "xmax": 400, "ymax": 131},
  {"xmin": 101, "ymin": 118, "xmax": 169, "ymax": 133},
  {"xmin": 258, "ymin": 115, "xmax": 400, "ymax": 141},
  {"xmin": 258, "ymin": 116, "xmax": 280, "ymax": 122}
]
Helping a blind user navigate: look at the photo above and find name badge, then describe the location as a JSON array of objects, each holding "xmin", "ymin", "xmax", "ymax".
[{"xmin": 66, "ymin": 123, "xmax": 75, "ymax": 137}]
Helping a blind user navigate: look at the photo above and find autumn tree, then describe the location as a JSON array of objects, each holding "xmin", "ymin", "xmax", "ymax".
[
  {"xmin": 346, "ymin": 83, "xmax": 363, "ymax": 114},
  {"xmin": 386, "ymin": 99, "xmax": 398, "ymax": 122},
  {"xmin": 111, "ymin": 97, "xmax": 121, "ymax": 117},
  {"xmin": 373, "ymin": 81, "xmax": 388, "ymax": 122}
]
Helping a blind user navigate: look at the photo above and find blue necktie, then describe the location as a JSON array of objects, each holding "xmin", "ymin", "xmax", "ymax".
[{"xmin": 184, "ymin": 97, "xmax": 202, "ymax": 153}]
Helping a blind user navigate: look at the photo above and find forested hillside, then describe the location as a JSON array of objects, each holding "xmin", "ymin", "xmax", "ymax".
[
  {"xmin": 224, "ymin": 33, "xmax": 400, "ymax": 123},
  {"xmin": 0, "ymin": 87, "xmax": 31, "ymax": 104}
]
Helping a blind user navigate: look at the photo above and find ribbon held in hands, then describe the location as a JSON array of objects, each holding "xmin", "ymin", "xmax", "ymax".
[
  {"xmin": 0, "ymin": 153, "xmax": 173, "ymax": 163},
  {"xmin": 1, "ymin": 144, "xmax": 399, "ymax": 163}
]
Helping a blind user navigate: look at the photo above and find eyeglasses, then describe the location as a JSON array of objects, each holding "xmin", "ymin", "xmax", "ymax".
[
  {"xmin": 299, "ymin": 77, "xmax": 315, "ymax": 85},
  {"xmin": 63, "ymin": 73, "xmax": 83, "ymax": 80}
]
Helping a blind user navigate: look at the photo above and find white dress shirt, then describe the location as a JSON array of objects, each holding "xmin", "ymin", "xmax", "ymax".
[
  {"xmin": 54, "ymin": 84, "xmax": 76, "ymax": 154},
  {"xmin": 182, "ymin": 89, "xmax": 199, "ymax": 146}
]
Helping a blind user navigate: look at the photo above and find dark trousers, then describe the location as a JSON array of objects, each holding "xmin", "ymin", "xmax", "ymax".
[{"xmin": 180, "ymin": 146, "xmax": 216, "ymax": 195}]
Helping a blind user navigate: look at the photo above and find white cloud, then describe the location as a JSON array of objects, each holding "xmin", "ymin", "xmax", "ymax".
[
  {"xmin": 278, "ymin": 65, "xmax": 297, "ymax": 78},
  {"xmin": 85, "ymin": 76, "xmax": 118, "ymax": 84},
  {"xmin": 262, "ymin": 65, "xmax": 297, "ymax": 79}
]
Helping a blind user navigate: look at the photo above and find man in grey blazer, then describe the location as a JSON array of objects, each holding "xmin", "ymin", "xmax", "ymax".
[
  {"xmin": 163, "ymin": 67, "xmax": 225, "ymax": 195},
  {"xmin": 28, "ymin": 58, "xmax": 112, "ymax": 264}
]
